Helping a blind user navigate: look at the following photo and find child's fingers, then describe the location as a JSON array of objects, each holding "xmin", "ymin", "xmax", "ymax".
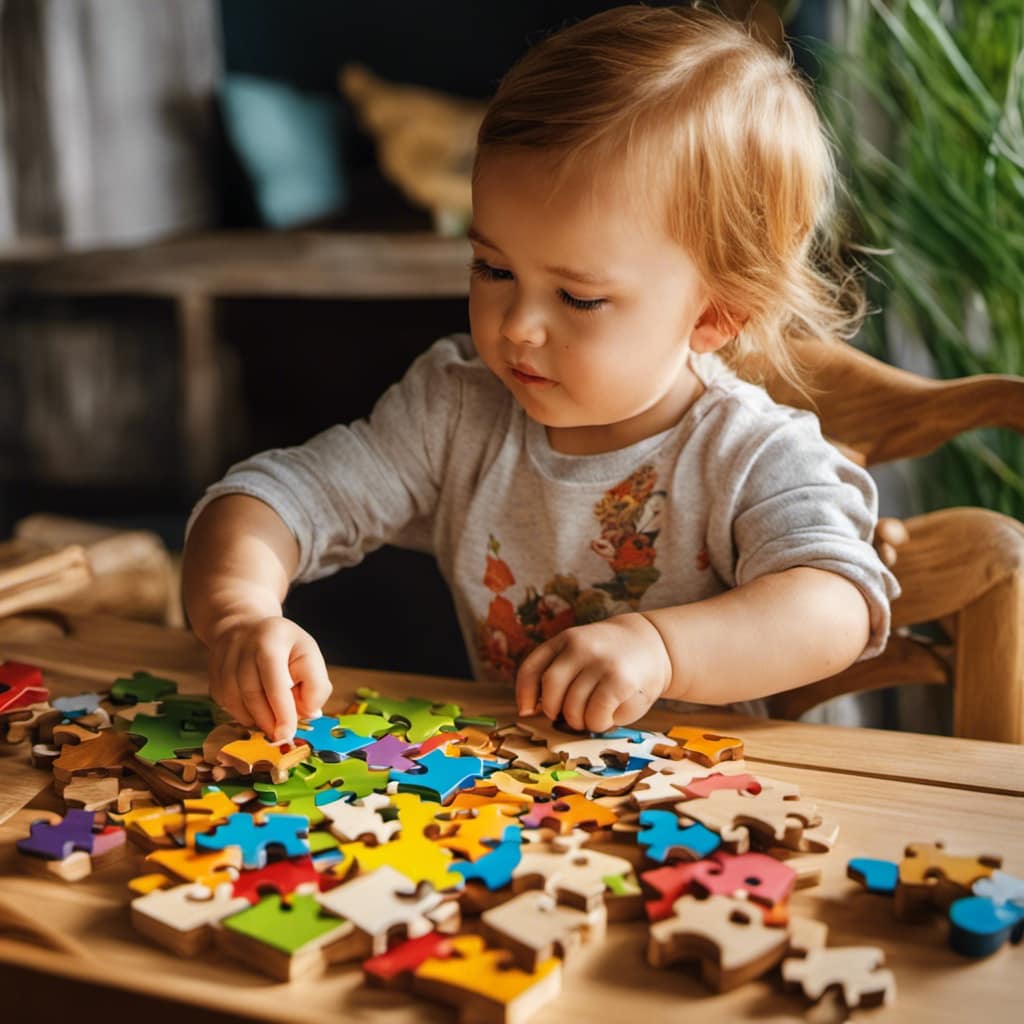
[
  {"xmin": 290, "ymin": 642, "xmax": 333, "ymax": 720},
  {"xmin": 237, "ymin": 651, "xmax": 278, "ymax": 737},
  {"xmin": 582, "ymin": 684, "xmax": 623, "ymax": 734},
  {"xmin": 255, "ymin": 646, "xmax": 299, "ymax": 742},
  {"xmin": 209, "ymin": 634, "xmax": 253, "ymax": 727},
  {"xmin": 515, "ymin": 638, "xmax": 562, "ymax": 716},
  {"xmin": 560, "ymin": 669, "xmax": 603, "ymax": 732}
]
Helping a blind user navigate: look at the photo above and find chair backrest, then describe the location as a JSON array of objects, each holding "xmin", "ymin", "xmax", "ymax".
[{"xmin": 759, "ymin": 339, "xmax": 1024, "ymax": 743}]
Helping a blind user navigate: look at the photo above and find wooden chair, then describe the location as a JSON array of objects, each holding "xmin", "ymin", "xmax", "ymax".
[{"xmin": 762, "ymin": 338, "xmax": 1024, "ymax": 743}]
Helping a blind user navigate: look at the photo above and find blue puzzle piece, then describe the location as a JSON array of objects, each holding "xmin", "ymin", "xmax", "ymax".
[
  {"xmin": 949, "ymin": 895, "xmax": 1024, "ymax": 957},
  {"xmin": 449, "ymin": 825, "xmax": 524, "ymax": 890},
  {"xmin": 295, "ymin": 716, "xmax": 375, "ymax": 761},
  {"xmin": 389, "ymin": 747, "xmax": 488, "ymax": 803},
  {"xmin": 53, "ymin": 693, "xmax": 103, "ymax": 717},
  {"xmin": 636, "ymin": 810, "xmax": 720, "ymax": 862},
  {"xmin": 597, "ymin": 727, "xmax": 647, "ymax": 743},
  {"xmin": 847, "ymin": 858, "xmax": 899, "ymax": 895},
  {"xmin": 195, "ymin": 812, "xmax": 309, "ymax": 869}
]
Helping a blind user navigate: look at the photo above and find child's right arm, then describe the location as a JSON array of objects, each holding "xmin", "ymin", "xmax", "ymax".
[{"xmin": 182, "ymin": 494, "xmax": 333, "ymax": 741}]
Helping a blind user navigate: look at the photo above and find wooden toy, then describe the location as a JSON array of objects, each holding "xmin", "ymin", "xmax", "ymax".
[
  {"xmin": 636, "ymin": 810, "xmax": 721, "ymax": 862},
  {"xmin": 434, "ymin": 804, "xmax": 526, "ymax": 861},
  {"xmin": 214, "ymin": 730, "xmax": 311, "ymax": 783},
  {"xmin": 0, "ymin": 660, "xmax": 48, "ymax": 713},
  {"xmin": 51, "ymin": 728, "xmax": 139, "ymax": 789},
  {"xmin": 480, "ymin": 889, "xmax": 605, "ymax": 971},
  {"xmin": 412, "ymin": 933, "xmax": 562, "ymax": 1024},
  {"xmin": 62, "ymin": 775, "xmax": 121, "ymax": 811},
  {"xmin": 355, "ymin": 688, "xmax": 462, "ymax": 743},
  {"xmin": 948, "ymin": 893, "xmax": 1024, "ymax": 957},
  {"xmin": 656, "ymin": 725, "xmax": 744, "ymax": 767},
  {"xmin": 16, "ymin": 808, "xmax": 127, "ymax": 881},
  {"xmin": 389, "ymin": 747, "xmax": 490, "ymax": 803},
  {"xmin": 630, "ymin": 758, "xmax": 748, "ymax": 808},
  {"xmin": 674, "ymin": 789, "xmax": 821, "ymax": 853},
  {"xmin": 294, "ymin": 714, "xmax": 376, "ymax": 760},
  {"xmin": 895, "ymin": 841, "xmax": 1001, "ymax": 918},
  {"xmin": 518, "ymin": 792, "xmax": 617, "ymax": 835},
  {"xmin": 316, "ymin": 864, "xmax": 461, "ymax": 955},
  {"xmin": 363, "ymin": 931, "xmax": 455, "ymax": 988},
  {"xmin": 195, "ymin": 811, "xmax": 309, "ymax": 869},
  {"xmin": 319, "ymin": 791, "xmax": 402, "ymax": 844},
  {"xmin": 132, "ymin": 880, "xmax": 253, "ymax": 956},
  {"xmin": 109, "ymin": 670, "xmax": 178, "ymax": 704},
  {"xmin": 782, "ymin": 946, "xmax": 896, "ymax": 1009},
  {"xmin": 216, "ymin": 892, "xmax": 368, "ymax": 978},
  {"xmin": 450, "ymin": 825, "xmax": 524, "ymax": 895},
  {"xmin": 647, "ymin": 893, "xmax": 789, "ymax": 991}
]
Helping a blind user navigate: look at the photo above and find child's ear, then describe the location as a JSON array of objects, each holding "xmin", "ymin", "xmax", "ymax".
[{"xmin": 689, "ymin": 302, "xmax": 747, "ymax": 354}]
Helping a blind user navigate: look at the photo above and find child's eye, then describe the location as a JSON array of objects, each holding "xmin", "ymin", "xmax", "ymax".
[
  {"xmin": 469, "ymin": 258, "xmax": 513, "ymax": 282},
  {"xmin": 559, "ymin": 290, "xmax": 607, "ymax": 313}
]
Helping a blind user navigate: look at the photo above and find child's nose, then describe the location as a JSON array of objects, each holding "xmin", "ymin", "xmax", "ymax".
[{"xmin": 501, "ymin": 299, "xmax": 547, "ymax": 348}]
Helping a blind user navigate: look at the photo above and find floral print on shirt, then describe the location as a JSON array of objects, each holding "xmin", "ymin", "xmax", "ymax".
[{"xmin": 476, "ymin": 465, "xmax": 669, "ymax": 682}]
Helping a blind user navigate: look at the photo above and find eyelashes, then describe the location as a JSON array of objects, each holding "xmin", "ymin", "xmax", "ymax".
[{"xmin": 468, "ymin": 258, "xmax": 607, "ymax": 313}]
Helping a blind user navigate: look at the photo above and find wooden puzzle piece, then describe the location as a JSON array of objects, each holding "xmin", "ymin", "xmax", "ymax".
[
  {"xmin": 294, "ymin": 715, "xmax": 376, "ymax": 760},
  {"xmin": 636, "ymin": 810, "xmax": 721, "ymax": 862},
  {"xmin": 319, "ymin": 792, "xmax": 403, "ymax": 844},
  {"xmin": 412, "ymin": 933, "xmax": 562, "ymax": 1024},
  {"xmin": 782, "ymin": 946, "xmax": 896, "ymax": 1008},
  {"xmin": 16, "ymin": 808, "xmax": 126, "ymax": 881},
  {"xmin": 355, "ymin": 688, "xmax": 461, "ymax": 743},
  {"xmin": 109, "ymin": 670, "xmax": 177, "ymax": 705},
  {"xmin": 480, "ymin": 888, "xmax": 605, "ymax": 971},
  {"xmin": 132, "ymin": 880, "xmax": 252, "ymax": 956},
  {"xmin": 216, "ymin": 730, "xmax": 311, "ymax": 783},
  {"xmin": 2, "ymin": 702, "xmax": 59, "ymax": 744},
  {"xmin": 948, "ymin": 894, "xmax": 1024, "ymax": 957},
  {"xmin": 847, "ymin": 858, "xmax": 899, "ymax": 894},
  {"xmin": 390, "ymin": 747, "xmax": 490, "ymax": 804},
  {"xmin": 493, "ymin": 729, "xmax": 562, "ymax": 773},
  {"xmin": 217, "ymin": 892, "xmax": 368, "ymax": 978},
  {"xmin": 974, "ymin": 869, "xmax": 1024, "ymax": 907},
  {"xmin": 450, "ymin": 825, "xmax": 524, "ymax": 891},
  {"xmin": 512, "ymin": 717, "xmax": 640, "ymax": 770},
  {"xmin": 675, "ymin": 789, "xmax": 820, "ymax": 852},
  {"xmin": 895, "ymin": 842, "xmax": 1001, "ymax": 918},
  {"xmin": 62, "ymin": 775, "xmax": 121, "ymax": 812},
  {"xmin": 640, "ymin": 861, "xmax": 709, "ymax": 921},
  {"xmin": 518, "ymin": 792, "xmax": 617, "ymax": 835},
  {"xmin": 679, "ymin": 772, "xmax": 762, "ymax": 800},
  {"xmin": 363, "ymin": 932, "xmax": 455, "ymax": 987},
  {"xmin": 512, "ymin": 835, "xmax": 636, "ymax": 912},
  {"xmin": 435, "ymin": 804, "xmax": 525, "ymax": 861},
  {"xmin": 232, "ymin": 854, "xmax": 337, "ymax": 904},
  {"xmin": 647, "ymin": 893, "xmax": 789, "ymax": 992},
  {"xmin": 146, "ymin": 845, "xmax": 242, "ymax": 888},
  {"xmin": 195, "ymin": 812, "xmax": 309, "ymax": 869},
  {"xmin": 51, "ymin": 728, "xmax": 139, "ymax": 785},
  {"xmin": 630, "ymin": 759, "xmax": 748, "ymax": 808},
  {"xmin": 316, "ymin": 864, "xmax": 460, "ymax": 955},
  {"xmin": 300, "ymin": 754, "xmax": 390, "ymax": 797},
  {"xmin": 689, "ymin": 851, "xmax": 796, "ymax": 923},
  {"xmin": 0, "ymin": 660, "xmax": 48, "ymax": 713},
  {"xmin": 359, "ymin": 732, "xmax": 421, "ymax": 770},
  {"xmin": 656, "ymin": 725, "xmax": 744, "ymax": 767}
]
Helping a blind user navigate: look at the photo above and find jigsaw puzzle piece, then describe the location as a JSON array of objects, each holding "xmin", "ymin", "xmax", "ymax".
[
  {"xmin": 412, "ymin": 933, "xmax": 562, "ymax": 1024},
  {"xmin": 301, "ymin": 755, "xmax": 390, "ymax": 797},
  {"xmin": 648, "ymin": 893, "xmax": 788, "ymax": 992},
  {"xmin": 847, "ymin": 858, "xmax": 899, "ymax": 895},
  {"xmin": 0, "ymin": 660, "xmax": 48, "ymax": 713},
  {"xmin": 948, "ymin": 895, "xmax": 1024, "ymax": 957},
  {"xmin": 294, "ymin": 715, "xmax": 375, "ymax": 760},
  {"xmin": 110, "ymin": 670, "xmax": 178, "ymax": 705},
  {"xmin": 390, "ymin": 747, "xmax": 488, "ymax": 804},
  {"xmin": 132, "ymin": 881, "xmax": 250, "ymax": 956},
  {"xmin": 782, "ymin": 946, "xmax": 896, "ymax": 1009},
  {"xmin": 363, "ymin": 932, "xmax": 455, "ymax": 987},
  {"xmin": 449, "ymin": 825, "xmax": 524, "ymax": 891},
  {"xmin": 657, "ymin": 725, "xmax": 744, "ymax": 767},
  {"xmin": 636, "ymin": 809, "xmax": 721, "ymax": 863},
  {"xmin": 356, "ymin": 687, "xmax": 461, "ymax": 743},
  {"xmin": 195, "ymin": 812, "xmax": 309, "ymax": 869},
  {"xmin": 974, "ymin": 870, "xmax": 1024, "ymax": 907},
  {"xmin": 690, "ymin": 851, "xmax": 797, "ymax": 912}
]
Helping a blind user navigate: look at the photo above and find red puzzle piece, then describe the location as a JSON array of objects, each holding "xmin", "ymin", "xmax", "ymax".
[
  {"xmin": 232, "ymin": 855, "xmax": 338, "ymax": 904},
  {"xmin": 690, "ymin": 851, "xmax": 796, "ymax": 910},
  {"xmin": 0, "ymin": 661, "xmax": 48, "ymax": 714},
  {"xmin": 680, "ymin": 773, "xmax": 762, "ymax": 800},
  {"xmin": 363, "ymin": 932, "xmax": 455, "ymax": 986},
  {"xmin": 640, "ymin": 861, "xmax": 708, "ymax": 921}
]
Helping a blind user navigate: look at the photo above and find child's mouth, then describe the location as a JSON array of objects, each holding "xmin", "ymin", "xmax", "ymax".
[{"xmin": 510, "ymin": 366, "xmax": 554, "ymax": 385}]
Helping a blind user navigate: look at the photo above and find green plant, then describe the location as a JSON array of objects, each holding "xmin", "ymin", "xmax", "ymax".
[{"xmin": 811, "ymin": 0, "xmax": 1024, "ymax": 518}]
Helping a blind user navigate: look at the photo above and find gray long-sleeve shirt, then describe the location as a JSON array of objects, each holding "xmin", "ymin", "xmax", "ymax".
[{"xmin": 187, "ymin": 333, "xmax": 900, "ymax": 712}]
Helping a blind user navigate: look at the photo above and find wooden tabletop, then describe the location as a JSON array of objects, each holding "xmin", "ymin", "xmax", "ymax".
[{"xmin": 1, "ymin": 612, "xmax": 1022, "ymax": 1023}]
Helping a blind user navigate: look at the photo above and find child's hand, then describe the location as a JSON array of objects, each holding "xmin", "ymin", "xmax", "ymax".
[
  {"xmin": 206, "ymin": 615, "xmax": 333, "ymax": 742},
  {"xmin": 514, "ymin": 613, "xmax": 673, "ymax": 733}
]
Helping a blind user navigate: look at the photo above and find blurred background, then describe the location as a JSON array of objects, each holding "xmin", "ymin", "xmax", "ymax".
[{"xmin": 0, "ymin": 1, "xmax": 1020, "ymax": 733}]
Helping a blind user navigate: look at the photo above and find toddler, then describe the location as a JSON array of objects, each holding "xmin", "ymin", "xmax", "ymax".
[{"xmin": 182, "ymin": 4, "xmax": 900, "ymax": 741}]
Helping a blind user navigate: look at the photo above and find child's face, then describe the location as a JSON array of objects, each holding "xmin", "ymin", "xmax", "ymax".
[{"xmin": 469, "ymin": 147, "xmax": 725, "ymax": 454}]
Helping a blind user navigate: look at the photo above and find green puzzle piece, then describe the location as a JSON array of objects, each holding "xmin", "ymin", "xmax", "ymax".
[
  {"xmin": 109, "ymin": 670, "xmax": 178, "ymax": 705},
  {"xmin": 120, "ymin": 712, "xmax": 207, "ymax": 763},
  {"xmin": 301, "ymin": 755, "xmax": 389, "ymax": 798},
  {"xmin": 333, "ymin": 711, "xmax": 402, "ymax": 738},
  {"xmin": 355, "ymin": 687, "xmax": 461, "ymax": 743},
  {"xmin": 222, "ymin": 893, "xmax": 345, "ymax": 954}
]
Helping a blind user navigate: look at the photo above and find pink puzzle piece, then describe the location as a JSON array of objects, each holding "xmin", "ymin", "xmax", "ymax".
[
  {"xmin": 680, "ymin": 773, "xmax": 762, "ymax": 801},
  {"xmin": 640, "ymin": 861, "xmax": 709, "ymax": 921},
  {"xmin": 690, "ymin": 851, "xmax": 796, "ymax": 909}
]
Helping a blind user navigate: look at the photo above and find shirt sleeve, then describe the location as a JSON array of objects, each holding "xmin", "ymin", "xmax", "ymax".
[
  {"xmin": 704, "ymin": 391, "xmax": 901, "ymax": 661},
  {"xmin": 184, "ymin": 335, "xmax": 469, "ymax": 584}
]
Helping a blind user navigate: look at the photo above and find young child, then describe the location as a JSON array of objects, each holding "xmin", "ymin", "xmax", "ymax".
[{"xmin": 182, "ymin": 4, "xmax": 900, "ymax": 742}]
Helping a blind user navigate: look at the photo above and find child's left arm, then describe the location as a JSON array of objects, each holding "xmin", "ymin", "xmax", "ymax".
[{"xmin": 515, "ymin": 565, "xmax": 868, "ymax": 732}]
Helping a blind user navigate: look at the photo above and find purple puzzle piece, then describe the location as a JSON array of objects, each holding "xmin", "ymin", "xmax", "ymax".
[
  {"xmin": 17, "ymin": 809, "xmax": 97, "ymax": 861},
  {"xmin": 359, "ymin": 733, "xmax": 420, "ymax": 771}
]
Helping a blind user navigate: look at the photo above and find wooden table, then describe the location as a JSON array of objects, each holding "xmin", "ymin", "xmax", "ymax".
[{"xmin": 1, "ymin": 612, "xmax": 1022, "ymax": 1023}]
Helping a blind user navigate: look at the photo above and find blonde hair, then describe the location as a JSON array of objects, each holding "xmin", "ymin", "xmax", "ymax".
[{"xmin": 475, "ymin": 3, "xmax": 869, "ymax": 397}]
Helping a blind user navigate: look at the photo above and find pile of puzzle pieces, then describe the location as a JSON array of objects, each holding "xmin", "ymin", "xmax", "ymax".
[{"xmin": 1, "ymin": 658, "xmax": 1015, "ymax": 1022}]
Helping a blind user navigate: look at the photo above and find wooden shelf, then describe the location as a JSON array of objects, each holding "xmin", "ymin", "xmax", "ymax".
[{"xmin": 0, "ymin": 230, "xmax": 472, "ymax": 299}]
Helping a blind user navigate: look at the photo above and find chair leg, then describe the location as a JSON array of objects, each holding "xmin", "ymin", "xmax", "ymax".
[{"xmin": 954, "ymin": 569, "xmax": 1024, "ymax": 743}]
